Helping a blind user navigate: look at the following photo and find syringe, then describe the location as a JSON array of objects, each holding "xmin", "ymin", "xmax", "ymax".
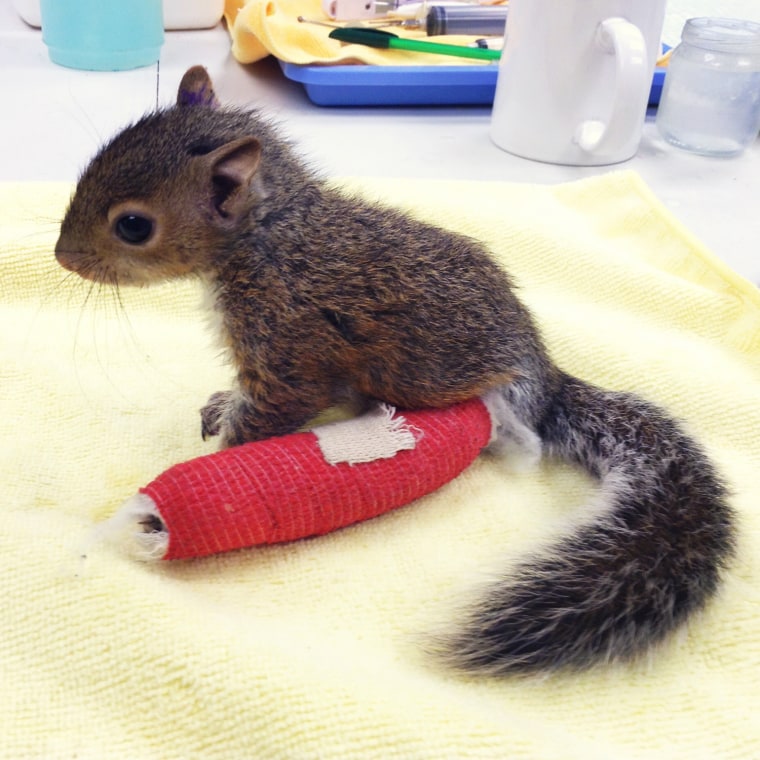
[
  {"xmin": 323, "ymin": 0, "xmax": 505, "ymax": 23},
  {"xmin": 425, "ymin": 6, "xmax": 508, "ymax": 36}
]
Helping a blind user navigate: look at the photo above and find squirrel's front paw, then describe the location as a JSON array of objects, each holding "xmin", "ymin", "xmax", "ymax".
[{"xmin": 200, "ymin": 391, "xmax": 231, "ymax": 440}]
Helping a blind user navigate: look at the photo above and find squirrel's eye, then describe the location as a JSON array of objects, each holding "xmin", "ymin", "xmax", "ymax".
[{"xmin": 114, "ymin": 214, "xmax": 153, "ymax": 245}]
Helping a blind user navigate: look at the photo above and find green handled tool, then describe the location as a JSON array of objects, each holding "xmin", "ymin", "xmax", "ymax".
[{"xmin": 328, "ymin": 27, "xmax": 501, "ymax": 62}]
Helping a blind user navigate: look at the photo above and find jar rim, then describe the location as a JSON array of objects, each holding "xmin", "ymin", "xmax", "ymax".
[{"xmin": 682, "ymin": 17, "xmax": 760, "ymax": 53}]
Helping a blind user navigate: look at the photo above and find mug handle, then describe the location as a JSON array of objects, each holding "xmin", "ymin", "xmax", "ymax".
[{"xmin": 575, "ymin": 17, "xmax": 649, "ymax": 153}]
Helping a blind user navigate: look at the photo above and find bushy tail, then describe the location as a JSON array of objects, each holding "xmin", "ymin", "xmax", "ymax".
[{"xmin": 447, "ymin": 372, "xmax": 735, "ymax": 674}]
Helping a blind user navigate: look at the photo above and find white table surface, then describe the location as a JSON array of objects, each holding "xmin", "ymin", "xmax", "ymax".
[{"xmin": 1, "ymin": 0, "xmax": 758, "ymax": 285}]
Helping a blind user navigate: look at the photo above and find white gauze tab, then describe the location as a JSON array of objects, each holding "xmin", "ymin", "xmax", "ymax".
[{"xmin": 314, "ymin": 404, "xmax": 420, "ymax": 465}]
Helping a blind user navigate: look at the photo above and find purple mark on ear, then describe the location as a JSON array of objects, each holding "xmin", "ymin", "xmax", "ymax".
[{"xmin": 178, "ymin": 84, "xmax": 218, "ymax": 108}]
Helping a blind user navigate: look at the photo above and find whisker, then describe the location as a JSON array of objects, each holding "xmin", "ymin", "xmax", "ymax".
[
  {"xmin": 92, "ymin": 280, "xmax": 129, "ymax": 401},
  {"xmin": 23, "ymin": 252, "xmax": 90, "ymax": 353},
  {"xmin": 113, "ymin": 282, "xmax": 146, "ymax": 360},
  {"xmin": 66, "ymin": 85, "xmax": 105, "ymax": 152},
  {"xmin": 110, "ymin": 280, "xmax": 191, "ymax": 396},
  {"xmin": 67, "ymin": 278, "xmax": 99, "ymax": 401}
]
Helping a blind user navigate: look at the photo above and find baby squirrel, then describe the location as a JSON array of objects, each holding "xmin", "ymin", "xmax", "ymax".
[{"xmin": 55, "ymin": 66, "xmax": 735, "ymax": 674}]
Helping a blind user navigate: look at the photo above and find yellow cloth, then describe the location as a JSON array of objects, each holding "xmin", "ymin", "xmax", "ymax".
[
  {"xmin": 1, "ymin": 173, "xmax": 758, "ymax": 759},
  {"xmin": 224, "ymin": 0, "xmax": 495, "ymax": 65}
]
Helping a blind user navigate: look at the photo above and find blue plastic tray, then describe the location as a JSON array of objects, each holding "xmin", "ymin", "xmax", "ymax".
[{"xmin": 279, "ymin": 59, "xmax": 666, "ymax": 108}]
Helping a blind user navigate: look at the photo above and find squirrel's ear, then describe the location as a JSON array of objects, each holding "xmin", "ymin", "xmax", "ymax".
[
  {"xmin": 177, "ymin": 65, "xmax": 220, "ymax": 108},
  {"xmin": 207, "ymin": 137, "xmax": 262, "ymax": 221}
]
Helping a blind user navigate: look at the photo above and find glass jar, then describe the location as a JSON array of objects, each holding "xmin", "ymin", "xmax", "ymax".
[{"xmin": 656, "ymin": 17, "xmax": 760, "ymax": 157}]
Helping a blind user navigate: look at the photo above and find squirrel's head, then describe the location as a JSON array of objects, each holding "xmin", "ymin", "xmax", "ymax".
[{"xmin": 55, "ymin": 66, "xmax": 263, "ymax": 286}]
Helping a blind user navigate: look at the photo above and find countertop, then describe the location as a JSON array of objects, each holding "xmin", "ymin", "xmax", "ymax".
[{"xmin": 1, "ymin": 0, "xmax": 758, "ymax": 284}]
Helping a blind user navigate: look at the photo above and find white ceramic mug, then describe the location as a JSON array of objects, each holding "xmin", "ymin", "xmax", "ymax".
[{"xmin": 490, "ymin": 0, "xmax": 666, "ymax": 166}]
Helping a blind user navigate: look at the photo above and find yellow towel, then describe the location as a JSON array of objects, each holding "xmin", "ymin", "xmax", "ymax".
[
  {"xmin": 224, "ymin": 0, "xmax": 496, "ymax": 65},
  {"xmin": 1, "ymin": 172, "xmax": 758, "ymax": 759}
]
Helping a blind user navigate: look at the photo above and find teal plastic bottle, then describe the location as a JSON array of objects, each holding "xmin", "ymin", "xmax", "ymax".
[{"xmin": 41, "ymin": 0, "xmax": 164, "ymax": 71}]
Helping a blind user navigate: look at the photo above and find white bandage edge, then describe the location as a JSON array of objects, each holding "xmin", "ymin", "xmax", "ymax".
[{"xmin": 93, "ymin": 492, "xmax": 168, "ymax": 562}]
